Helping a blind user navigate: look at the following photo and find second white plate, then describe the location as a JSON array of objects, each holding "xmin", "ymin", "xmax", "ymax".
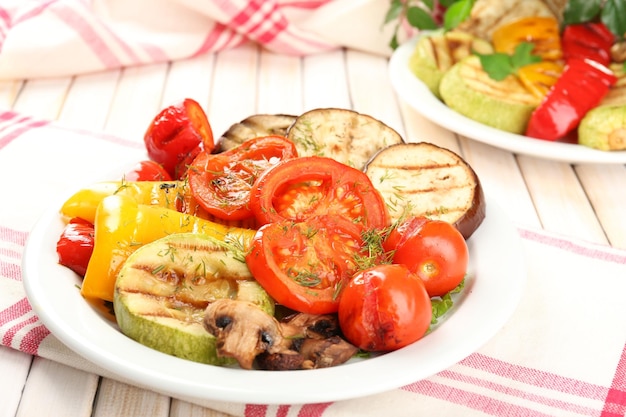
[{"xmin": 389, "ymin": 37, "xmax": 626, "ymax": 164}]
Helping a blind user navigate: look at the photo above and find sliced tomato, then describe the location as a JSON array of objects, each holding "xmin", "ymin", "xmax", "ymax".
[
  {"xmin": 187, "ymin": 135, "xmax": 297, "ymax": 220},
  {"xmin": 123, "ymin": 160, "xmax": 172, "ymax": 182},
  {"xmin": 250, "ymin": 156, "xmax": 389, "ymax": 230},
  {"xmin": 245, "ymin": 215, "xmax": 366, "ymax": 314}
]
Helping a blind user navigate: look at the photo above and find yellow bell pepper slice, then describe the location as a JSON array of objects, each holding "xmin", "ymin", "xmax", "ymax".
[
  {"xmin": 61, "ymin": 181, "xmax": 194, "ymax": 224},
  {"xmin": 518, "ymin": 60, "xmax": 565, "ymax": 99},
  {"xmin": 81, "ymin": 194, "xmax": 256, "ymax": 302},
  {"xmin": 492, "ymin": 16, "xmax": 563, "ymax": 62}
]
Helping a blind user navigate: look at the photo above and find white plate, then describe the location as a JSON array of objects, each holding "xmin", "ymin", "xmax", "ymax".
[
  {"xmin": 23, "ymin": 186, "xmax": 525, "ymax": 405},
  {"xmin": 389, "ymin": 37, "xmax": 626, "ymax": 164}
]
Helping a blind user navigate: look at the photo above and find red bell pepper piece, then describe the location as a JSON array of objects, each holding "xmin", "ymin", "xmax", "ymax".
[
  {"xmin": 56, "ymin": 217, "xmax": 95, "ymax": 277},
  {"xmin": 525, "ymin": 58, "xmax": 617, "ymax": 141},
  {"xmin": 561, "ymin": 22, "xmax": 615, "ymax": 67}
]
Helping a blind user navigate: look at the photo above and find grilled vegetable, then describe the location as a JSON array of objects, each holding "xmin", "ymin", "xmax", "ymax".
[
  {"xmin": 216, "ymin": 114, "xmax": 296, "ymax": 152},
  {"xmin": 286, "ymin": 108, "xmax": 404, "ymax": 170},
  {"xmin": 456, "ymin": 0, "xmax": 561, "ymax": 40},
  {"xmin": 526, "ymin": 58, "xmax": 617, "ymax": 141},
  {"xmin": 81, "ymin": 195, "xmax": 255, "ymax": 302},
  {"xmin": 439, "ymin": 55, "xmax": 540, "ymax": 134},
  {"xmin": 578, "ymin": 106, "xmax": 626, "ymax": 151},
  {"xmin": 492, "ymin": 16, "xmax": 562, "ymax": 61},
  {"xmin": 364, "ymin": 142, "xmax": 486, "ymax": 239},
  {"xmin": 409, "ymin": 30, "xmax": 493, "ymax": 98},
  {"xmin": 114, "ymin": 233, "xmax": 274, "ymax": 365}
]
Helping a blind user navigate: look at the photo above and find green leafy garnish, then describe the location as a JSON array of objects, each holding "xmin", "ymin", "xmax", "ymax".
[
  {"xmin": 564, "ymin": 0, "xmax": 626, "ymax": 39},
  {"xmin": 475, "ymin": 42, "xmax": 541, "ymax": 81},
  {"xmin": 384, "ymin": 0, "xmax": 475, "ymax": 50},
  {"xmin": 430, "ymin": 278, "xmax": 465, "ymax": 325}
]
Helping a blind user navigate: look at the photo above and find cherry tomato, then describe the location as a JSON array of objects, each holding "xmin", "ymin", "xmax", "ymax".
[
  {"xmin": 245, "ymin": 215, "xmax": 366, "ymax": 314},
  {"xmin": 143, "ymin": 98, "xmax": 214, "ymax": 179},
  {"xmin": 188, "ymin": 135, "xmax": 297, "ymax": 220},
  {"xmin": 338, "ymin": 264, "xmax": 432, "ymax": 351},
  {"xmin": 123, "ymin": 160, "xmax": 172, "ymax": 182},
  {"xmin": 382, "ymin": 216, "xmax": 428, "ymax": 253},
  {"xmin": 391, "ymin": 218, "xmax": 468, "ymax": 297},
  {"xmin": 56, "ymin": 218, "xmax": 95, "ymax": 277},
  {"xmin": 250, "ymin": 156, "xmax": 389, "ymax": 230}
]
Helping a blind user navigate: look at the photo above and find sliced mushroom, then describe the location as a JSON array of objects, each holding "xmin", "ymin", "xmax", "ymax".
[
  {"xmin": 299, "ymin": 336, "xmax": 359, "ymax": 369},
  {"xmin": 203, "ymin": 299, "xmax": 285, "ymax": 369},
  {"xmin": 280, "ymin": 313, "xmax": 342, "ymax": 339}
]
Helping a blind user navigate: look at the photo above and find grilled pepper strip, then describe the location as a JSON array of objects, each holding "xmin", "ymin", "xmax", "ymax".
[
  {"xmin": 81, "ymin": 195, "xmax": 256, "ymax": 302},
  {"xmin": 492, "ymin": 16, "xmax": 563, "ymax": 61},
  {"xmin": 561, "ymin": 22, "xmax": 615, "ymax": 67},
  {"xmin": 60, "ymin": 180, "xmax": 257, "ymax": 228},
  {"xmin": 525, "ymin": 58, "xmax": 617, "ymax": 141}
]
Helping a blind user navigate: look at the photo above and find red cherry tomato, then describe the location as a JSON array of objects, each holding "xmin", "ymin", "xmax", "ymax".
[
  {"xmin": 250, "ymin": 156, "xmax": 389, "ymax": 230},
  {"xmin": 56, "ymin": 218, "xmax": 95, "ymax": 277},
  {"xmin": 338, "ymin": 264, "xmax": 432, "ymax": 352},
  {"xmin": 143, "ymin": 98, "xmax": 214, "ymax": 179},
  {"xmin": 188, "ymin": 135, "xmax": 298, "ymax": 221},
  {"xmin": 123, "ymin": 160, "xmax": 172, "ymax": 182},
  {"xmin": 382, "ymin": 216, "xmax": 429, "ymax": 253},
  {"xmin": 391, "ymin": 218, "xmax": 468, "ymax": 297},
  {"xmin": 245, "ymin": 215, "xmax": 366, "ymax": 314}
]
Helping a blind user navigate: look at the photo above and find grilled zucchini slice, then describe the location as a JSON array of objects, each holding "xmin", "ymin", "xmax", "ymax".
[{"xmin": 114, "ymin": 232, "xmax": 274, "ymax": 365}]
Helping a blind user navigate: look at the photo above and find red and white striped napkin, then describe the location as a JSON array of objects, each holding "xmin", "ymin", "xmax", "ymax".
[
  {"xmin": 1, "ymin": 110, "xmax": 626, "ymax": 416},
  {"xmin": 0, "ymin": 0, "xmax": 397, "ymax": 80}
]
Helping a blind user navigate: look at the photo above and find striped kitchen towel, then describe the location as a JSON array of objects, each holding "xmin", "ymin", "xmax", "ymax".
[
  {"xmin": 0, "ymin": 0, "xmax": 397, "ymax": 80},
  {"xmin": 1, "ymin": 110, "xmax": 626, "ymax": 416}
]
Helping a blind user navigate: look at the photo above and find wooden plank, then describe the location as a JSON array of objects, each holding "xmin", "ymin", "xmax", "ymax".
[
  {"xmin": 160, "ymin": 54, "xmax": 215, "ymax": 110},
  {"xmin": 16, "ymin": 357, "xmax": 98, "ymax": 417},
  {"xmin": 257, "ymin": 50, "xmax": 303, "ymax": 115},
  {"xmin": 57, "ymin": 71, "xmax": 121, "ymax": 129},
  {"xmin": 92, "ymin": 379, "xmax": 169, "ymax": 417},
  {"xmin": 345, "ymin": 49, "xmax": 405, "ymax": 138},
  {"xmin": 0, "ymin": 346, "xmax": 31, "ymax": 417},
  {"xmin": 11, "ymin": 78, "xmax": 73, "ymax": 120},
  {"xmin": 518, "ymin": 156, "xmax": 608, "ymax": 244},
  {"xmin": 576, "ymin": 163, "xmax": 626, "ymax": 249},
  {"xmin": 103, "ymin": 63, "xmax": 170, "ymax": 142},
  {"xmin": 302, "ymin": 50, "xmax": 350, "ymax": 110},
  {"xmin": 0, "ymin": 80, "xmax": 23, "ymax": 110},
  {"xmin": 208, "ymin": 44, "xmax": 259, "ymax": 138}
]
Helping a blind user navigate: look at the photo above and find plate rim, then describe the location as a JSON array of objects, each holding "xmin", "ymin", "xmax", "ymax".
[
  {"xmin": 22, "ymin": 184, "xmax": 526, "ymax": 405},
  {"xmin": 388, "ymin": 36, "xmax": 626, "ymax": 164}
]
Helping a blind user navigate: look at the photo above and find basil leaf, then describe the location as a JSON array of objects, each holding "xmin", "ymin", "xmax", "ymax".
[
  {"xmin": 384, "ymin": 0, "xmax": 403, "ymax": 25},
  {"xmin": 476, "ymin": 42, "xmax": 541, "ymax": 81},
  {"xmin": 406, "ymin": 6, "xmax": 439, "ymax": 30},
  {"xmin": 563, "ymin": 0, "xmax": 602, "ymax": 25},
  {"xmin": 443, "ymin": 0, "xmax": 474, "ymax": 30},
  {"xmin": 601, "ymin": 0, "xmax": 626, "ymax": 40}
]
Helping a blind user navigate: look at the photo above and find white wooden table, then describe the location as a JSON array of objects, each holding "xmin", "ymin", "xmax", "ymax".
[{"xmin": 2, "ymin": 42, "xmax": 625, "ymax": 417}]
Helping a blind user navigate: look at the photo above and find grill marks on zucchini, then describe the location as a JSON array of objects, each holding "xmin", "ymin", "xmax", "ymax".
[{"xmin": 113, "ymin": 233, "xmax": 274, "ymax": 364}]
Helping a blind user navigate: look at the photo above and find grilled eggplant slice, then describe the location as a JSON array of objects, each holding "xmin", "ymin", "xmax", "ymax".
[
  {"xmin": 439, "ymin": 55, "xmax": 540, "ymax": 134},
  {"xmin": 365, "ymin": 142, "xmax": 486, "ymax": 239},
  {"xmin": 409, "ymin": 30, "xmax": 493, "ymax": 99},
  {"xmin": 114, "ymin": 232, "xmax": 274, "ymax": 365},
  {"xmin": 286, "ymin": 108, "xmax": 404, "ymax": 170},
  {"xmin": 216, "ymin": 114, "xmax": 297, "ymax": 152}
]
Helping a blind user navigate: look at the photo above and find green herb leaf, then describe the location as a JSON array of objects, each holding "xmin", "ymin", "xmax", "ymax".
[
  {"xmin": 601, "ymin": 0, "xmax": 626, "ymax": 40},
  {"xmin": 563, "ymin": 0, "xmax": 602, "ymax": 25},
  {"xmin": 443, "ymin": 0, "xmax": 475, "ymax": 31},
  {"xmin": 384, "ymin": 0, "xmax": 403, "ymax": 25},
  {"xmin": 407, "ymin": 6, "xmax": 439, "ymax": 30},
  {"xmin": 476, "ymin": 42, "xmax": 541, "ymax": 81}
]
